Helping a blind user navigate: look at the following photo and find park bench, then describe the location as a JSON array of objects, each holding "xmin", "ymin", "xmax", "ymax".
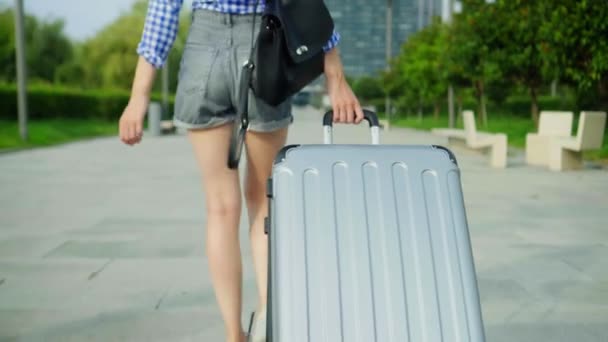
[
  {"xmin": 431, "ymin": 128, "xmax": 467, "ymax": 141},
  {"xmin": 525, "ymin": 111, "xmax": 574, "ymax": 167},
  {"xmin": 547, "ymin": 111, "xmax": 607, "ymax": 171},
  {"xmin": 432, "ymin": 110, "xmax": 508, "ymax": 168},
  {"xmin": 161, "ymin": 120, "xmax": 176, "ymax": 134}
]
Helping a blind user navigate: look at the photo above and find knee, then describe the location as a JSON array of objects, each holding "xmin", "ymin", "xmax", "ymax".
[
  {"xmin": 206, "ymin": 195, "xmax": 241, "ymax": 220},
  {"xmin": 244, "ymin": 181, "xmax": 266, "ymax": 207}
]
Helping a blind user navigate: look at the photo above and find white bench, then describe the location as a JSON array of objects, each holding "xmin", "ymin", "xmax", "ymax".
[
  {"xmin": 525, "ymin": 111, "xmax": 574, "ymax": 166},
  {"xmin": 161, "ymin": 120, "xmax": 176, "ymax": 134},
  {"xmin": 433, "ymin": 110, "xmax": 507, "ymax": 168},
  {"xmin": 379, "ymin": 118, "xmax": 389, "ymax": 130},
  {"xmin": 432, "ymin": 128, "xmax": 467, "ymax": 143},
  {"xmin": 548, "ymin": 111, "xmax": 606, "ymax": 171}
]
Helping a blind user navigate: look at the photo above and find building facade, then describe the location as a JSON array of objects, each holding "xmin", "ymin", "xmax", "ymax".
[{"xmin": 326, "ymin": 0, "xmax": 444, "ymax": 77}]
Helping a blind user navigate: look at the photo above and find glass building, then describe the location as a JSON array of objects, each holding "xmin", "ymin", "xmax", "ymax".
[{"xmin": 326, "ymin": 0, "xmax": 444, "ymax": 77}]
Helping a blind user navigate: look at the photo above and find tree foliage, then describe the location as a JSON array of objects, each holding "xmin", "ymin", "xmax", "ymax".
[
  {"xmin": 71, "ymin": 1, "xmax": 190, "ymax": 91},
  {"xmin": 352, "ymin": 76, "xmax": 384, "ymax": 102},
  {"xmin": 384, "ymin": 18, "xmax": 448, "ymax": 119},
  {"xmin": 379, "ymin": 0, "xmax": 607, "ymax": 124},
  {"xmin": 496, "ymin": 0, "xmax": 554, "ymax": 124},
  {"xmin": 539, "ymin": 0, "xmax": 608, "ymax": 108},
  {"xmin": 0, "ymin": 1, "xmax": 189, "ymax": 93},
  {"xmin": 0, "ymin": 9, "xmax": 16, "ymax": 82},
  {"xmin": 1, "ymin": 0, "xmax": 606, "ymax": 119},
  {"xmin": 0, "ymin": 9, "xmax": 73, "ymax": 84}
]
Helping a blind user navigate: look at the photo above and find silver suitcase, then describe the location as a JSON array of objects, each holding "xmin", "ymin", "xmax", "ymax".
[{"xmin": 264, "ymin": 110, "xmax": 486, "ymax": 342}]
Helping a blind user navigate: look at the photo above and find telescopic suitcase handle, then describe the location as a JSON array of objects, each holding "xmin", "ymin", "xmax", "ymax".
[{"xmin": 322, "ymin": 109, "xmax": 380, "ymax": 145}]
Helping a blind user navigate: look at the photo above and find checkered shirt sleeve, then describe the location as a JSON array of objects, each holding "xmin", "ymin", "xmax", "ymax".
[
  {"xmin": 323, "ymin": 29, "xmax": 340, "ymax": 52},
  {"xmin": 137, "ymin": 0, "xmax": 184, "ymax": 69}
]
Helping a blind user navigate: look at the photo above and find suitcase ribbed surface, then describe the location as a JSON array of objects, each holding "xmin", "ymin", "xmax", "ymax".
[{"xmin": 268, "ymin": 144, "xmax": 485, "ymax": 342}]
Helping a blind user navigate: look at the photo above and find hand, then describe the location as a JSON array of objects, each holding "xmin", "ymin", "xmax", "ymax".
[
  {"xmin": 119, "ymin": 96, "xmax": 147, "ymax": 146},
  {"xmin": 326, "ymin": 74, "xmax": 364, "ymax": 124},
  {"xmin": 324, "ymin": 48, "xmax": 364, "ymax": 124},
  {"xmin": 119, "ymin": 56, "xmax": 158, "ymax": 146}
]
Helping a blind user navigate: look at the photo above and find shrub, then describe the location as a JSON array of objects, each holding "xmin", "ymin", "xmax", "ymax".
[{"xmin": 0, "ymin": 83, "xmax": 174, "ymax": 121}]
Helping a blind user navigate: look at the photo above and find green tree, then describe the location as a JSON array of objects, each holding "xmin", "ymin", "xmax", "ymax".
[
  {"xmin": 0, "ymin": 8, "xmax": 73, "ymax": 84},
  {"xmin": 449, "ymin": 0, "xmax": 506, "ymax": 127},
  {"xmin": 386, "ymin": 18, "xmax": 449, "ymax": 120},
  {"xmin": 497, "ymin": 0, "xmax": 555, "ymax": 125},
  {"xmin": 54, "ymin": 45, "xmax": 86, "ymax": 85},
  {"xmin": 77, "ymin": 1, "xmax": 189, "ymax": 91},
  {"xmin": 540, "ymin": 0, "xmax": 608, "ymax": 109},
  {"xmin": 0, "ymin": 9, "xmax": 16, "ymax": 82},
  {"xmin": 29, "ymin": 19, "xmax": 73, "ymax": 83},
  {"xmin": 352, "ymin": 76, "xmax": 384, "ymax": 102},
  {"xmin": 78, "ymin": 1, "xmax": 148, "ymax": 89},
  {"xmin": 444, "ymin": 32, "xmax": 470, "ymax": 122}
]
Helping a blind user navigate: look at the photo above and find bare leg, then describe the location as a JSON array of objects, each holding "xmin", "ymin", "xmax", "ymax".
[
  {"xmin": 244, "ymin": 128, "xmax": 289, "ymax": 310},
  {"xmin": 188, "ymin": 124, "xmax": 245, "ymax": 342}
]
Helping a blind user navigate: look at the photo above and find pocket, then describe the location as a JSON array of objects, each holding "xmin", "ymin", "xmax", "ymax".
[{"xmin": 177, "ymin": 44, "xmax": 218, "ymax": 96}]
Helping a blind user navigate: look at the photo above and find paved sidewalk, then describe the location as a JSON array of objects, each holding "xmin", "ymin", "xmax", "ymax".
[{"xmin": 0, "ymin": 106, "xmax": 607, "ymax": 341}]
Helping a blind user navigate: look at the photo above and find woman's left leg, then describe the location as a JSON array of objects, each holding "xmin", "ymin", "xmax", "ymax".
[{"xmin": 244, "ymin": 127, "xmax": 288, "ymax": 311}]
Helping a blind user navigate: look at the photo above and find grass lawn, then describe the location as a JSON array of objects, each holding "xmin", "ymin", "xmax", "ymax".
[
  {"xmin": 0, "ymin": 119, "xmax": 119, "ymax": 150},
  {"xmin": 392, "ymin": 114, "xmax": 608, "ymax": 162}
]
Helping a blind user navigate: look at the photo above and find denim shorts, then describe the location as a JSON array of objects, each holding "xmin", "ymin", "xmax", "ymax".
[{"xmin": 173, "ymin": 9, "xmax": 293, "ymax": 132}]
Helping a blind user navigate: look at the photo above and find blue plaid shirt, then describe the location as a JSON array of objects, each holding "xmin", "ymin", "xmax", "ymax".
[{"xmin": 137, "ymin": 0, "xmax": 341, "ymax": 68}]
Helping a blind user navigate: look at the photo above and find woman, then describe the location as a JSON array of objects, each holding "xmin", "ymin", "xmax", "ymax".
[{"xmin": 118, "ymin": 1, "xmax": 364, "ymax": 341}]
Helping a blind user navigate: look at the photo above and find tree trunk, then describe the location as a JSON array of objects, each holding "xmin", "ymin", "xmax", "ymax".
[
  {"xmin": 599, "ymin": 77, "xmax": 608, "ymax": 109},
  {"xmin": 480, "ymin": 93, "xmax": 488, "ymax": 127},
  {"xmin": 475, "ymin": 80, "xmax": 488, "ymax": 127},
  {"xmin": 433, "ymin": 102, "xmax": 440, "ymax": 120},
  {"xmin": 448, "ymin": 85, "xmax": 455, "ymax": 128},
  {"xmin": 530, "ymin": 86, "xmax": 539, "ymax": 127},
  {"xmin": 417, "ymin": 100, "xmax": 423, "ymax": 122},
  {"xmin": 457, "ymin": 95, "xmax": 463, "ymax": 126}
]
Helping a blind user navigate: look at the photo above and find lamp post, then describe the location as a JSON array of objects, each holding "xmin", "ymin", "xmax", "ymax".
[
  {"xmin": 14, "ymin": 0, "xmax": 28, "ymax": 141},
  {"xmin": 443, "ymin": 0, "xmax": 455, "ymax": 128},
  {"xmin": 385, "ymin": 0, "xmax": 393, "ymax": 128}
]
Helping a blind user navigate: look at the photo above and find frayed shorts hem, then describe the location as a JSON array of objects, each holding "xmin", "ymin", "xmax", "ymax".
[{"xmin": 172, "ymin": 114, "xmax": 293, "ymax": 133}]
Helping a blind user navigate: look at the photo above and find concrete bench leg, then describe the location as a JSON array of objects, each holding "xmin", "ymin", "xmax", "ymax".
[
  {"xmin": 490, "ymin": 134, "xmax": 508, "ymax": 168},
  {"xmin": 525, "ymin": 134, "xmax": 550, "ymax": 166},
  {"xmin": 549, "ymin": 145, "xmax": 583, "ymax": 171}
]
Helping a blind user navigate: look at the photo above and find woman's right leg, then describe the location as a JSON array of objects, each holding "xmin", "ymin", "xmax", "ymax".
[{"xmin": 187, "ymin": 124, "xmax": 245, "ymax": 342}]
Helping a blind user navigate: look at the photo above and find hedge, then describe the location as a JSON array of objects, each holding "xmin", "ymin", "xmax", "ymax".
[
  {"xmin": 0, "ymin": 82, "xmax": 587, "ymax": 121},
  {"xmin": 0, "ymin": 83, "xmax": 175, "ymax": 121},
  {"xmin": 363, "ymin": 94, "xmax": 578, "ymax": 119},
  {"xmin": 432, "ymin": 95, "xmax": 579, "ymax": 118}
]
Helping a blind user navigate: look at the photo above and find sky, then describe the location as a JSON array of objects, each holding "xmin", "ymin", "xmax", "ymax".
[{"xmin": 0, "ymin": 0, "xmax": 141, "ymax": 41}]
